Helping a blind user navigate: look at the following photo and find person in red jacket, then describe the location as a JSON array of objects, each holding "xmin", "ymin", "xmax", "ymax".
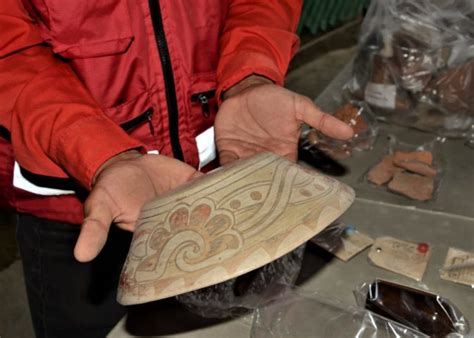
[{"xmin": 0, "ymin": 0, "xmax": 353, "ymax": 337}]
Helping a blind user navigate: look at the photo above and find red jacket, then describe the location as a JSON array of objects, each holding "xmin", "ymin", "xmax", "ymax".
[{"xmin": 0, "ymin": 0, "xmax": 301, "ymax": 224}]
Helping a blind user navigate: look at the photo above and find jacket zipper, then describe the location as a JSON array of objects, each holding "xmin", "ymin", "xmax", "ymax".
[
  {"xmin": 191, "ymin": 90, "xmax": 216, "ymax": 117},
  {"xmin": 148, "ymin": 0, "xmax": 184, "ymax": 161},
  {"xmin": 120, "ymin": 108, "xmax": 155, "ymax": 135}
]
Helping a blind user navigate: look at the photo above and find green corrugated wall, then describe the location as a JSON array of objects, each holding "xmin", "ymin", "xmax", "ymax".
[{"xmin": 298, "ymin": 0, "xmax": 371, "ymax": 35}]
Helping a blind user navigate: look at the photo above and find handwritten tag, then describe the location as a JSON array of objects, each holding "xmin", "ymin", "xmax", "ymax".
[
  {"xmin": 368, "ymin": 237, "xmax": 431, "ymax": 281},
  {"xmin": 440, "ymin": 247, "xmax": 474, "ymax": 287},
  {"xmin": 312, "ymin": 224, "xmax": 373, "ymax": 262}
]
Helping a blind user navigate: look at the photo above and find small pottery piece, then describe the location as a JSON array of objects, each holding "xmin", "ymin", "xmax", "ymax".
[
  {"xmin": 393, "ymin": 150, "xmax": 437, "ymax": 178},
  {"xmin": 388, "ymin": 172, "xmax": 434, "ymax": 201},
  {"xmin": 117, "ymin": 153, "xmax": 355, "ymax": 305},
  {"xmin": 333, "ymin": 103, "xmax": 368, "ymax": 135},
  {"xmin": 367, "ymin": 155, "xmax": 402, "ymax": 186}
]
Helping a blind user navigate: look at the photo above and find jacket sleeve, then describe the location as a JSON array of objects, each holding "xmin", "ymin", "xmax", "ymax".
[
  {"xmin": 0, "ymin": 0, "xmax": 144, "ymax": 190},
  {"xmin": 216, "ymin": 0, "xmax": 302, "ymax": 100}
]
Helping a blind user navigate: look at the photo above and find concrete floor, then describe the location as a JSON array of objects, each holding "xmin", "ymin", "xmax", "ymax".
[{"xmin": 0, "ymin": 29, "xmax": 358, "ymax": 338}]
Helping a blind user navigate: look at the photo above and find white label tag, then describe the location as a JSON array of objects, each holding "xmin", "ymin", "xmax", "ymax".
[
  {"xmin": 196, "ymin": 127, "xmax": 216, "ymax": 170},
  {"xmin": 13, "ymin": 162, "xmax": 74, "ymax": 196},
  {"xmin": 440, "ymin": 247, "xmax": 474, "ymax": 287},
  {"xmin": 365, "ymin": 82, "xmax": 397, "ymax": 110},
  {"xmin": 368, "ymin": 236, "xmax": 431, "ymax": 281}
]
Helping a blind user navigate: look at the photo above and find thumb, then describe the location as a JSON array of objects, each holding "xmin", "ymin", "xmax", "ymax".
[{"xmin": 74, "ymin": 190, "xmax": 114, "ymax": 262}]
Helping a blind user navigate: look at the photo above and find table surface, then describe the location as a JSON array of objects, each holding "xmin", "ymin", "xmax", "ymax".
[{"xmin": 109, "ymin": 65, "xmax": 474, "ymax": 338}]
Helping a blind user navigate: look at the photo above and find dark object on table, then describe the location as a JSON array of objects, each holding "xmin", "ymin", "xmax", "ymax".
[
  {"xmin": 299, "ymin": 141, "xmax": 348, "ymax": 177},
  {"xmin": 176, "ymin": 245, "xmax": 305, "ymax": 318},
  {"xmin": 365, "ymin": 279, "xmax": 470, "ymax": 337}
]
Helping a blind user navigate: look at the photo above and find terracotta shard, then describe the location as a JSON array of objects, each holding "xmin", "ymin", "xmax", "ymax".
[
  {"xmin": 393, "ymin": 150, "xmax": 437, "ymax": 177},
  {"xmin": 368, "ymin": 155, "xmax": 402, "ymax": 186},
  {"xmin": 393, "ymin": 150, "xmax": 433, "ymax": 166},
  {"xmin": 395, "ymin": 160, "xmax": 437, "ymax": 178},
  {"xmin": 387, "ymin": 172, "xmax": 434, "ymax": 201},
  {"xmin": 333, "ymin": 103, "xmax": 368, "ymax": 135},
  {"xmin": 117, "ymin": 153, "xmax": 355, "ymax": 305}
]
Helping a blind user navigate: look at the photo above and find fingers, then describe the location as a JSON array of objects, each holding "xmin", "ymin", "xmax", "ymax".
[
  {"xmin": 74, "ymin": 191, "xmax": 114, "ymax": 262},
  {"xmin": 296, "ymin": 96, "xmax": 354, "ymax": 140}
]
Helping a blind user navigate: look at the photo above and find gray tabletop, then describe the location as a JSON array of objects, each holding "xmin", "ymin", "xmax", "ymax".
[{"xmin": 110, "ymin": 65, "xmax": 474, "ymax": 338}]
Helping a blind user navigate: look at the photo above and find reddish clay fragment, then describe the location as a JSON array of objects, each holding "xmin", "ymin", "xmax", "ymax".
[
  {"xmin": 368, "ymin": 155, "xmax": 402, "ymax": 186},
  {"xmin": 395, "ymin": 161, "xmax": 437, "ymax": 177},
  {"xmin": 388, "ymin": 172, "xmax": 434, "ymax": 201},
  {"xmin": 334, "ymin": 103, "xmax": 368, "ymax": 135},
  {"xmin": 393, "ymin": 151, "xmax": 433, "ymax": 166},
  {"xmin": 393, "ymin": 150, "xmax": 437, "ymax": 177}
]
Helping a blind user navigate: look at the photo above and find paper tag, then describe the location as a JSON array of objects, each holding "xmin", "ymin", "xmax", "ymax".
[
  {"xmin": 368, "ymin": 237, "xmax": 431, "ymax": 281},
  {"xmin": 440, "ymin": 247, "xmax": 474, "ymax": 287},
  {"xmin": 196, "ymin": 127, "xmax": 216, "ymax": 170},
  {"xmin": 312, "ymin": 224, "xmax": 373, "ymax": 262},
  {"xmin": 364, "ymin": 82, "xmax": 397, "ymax": 110}
]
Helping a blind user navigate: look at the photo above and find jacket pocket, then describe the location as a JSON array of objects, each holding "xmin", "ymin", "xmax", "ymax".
[
  {"xmin": 120, "ymin": 107, "xmax": 154, "ymax": 135},
  {"xmin": 188, "ymin": 72, "xmax": 218, "ymax": 137},
  {"xmin": 30, "ymin": 0, "xmax": 134, "ymax": 58}
]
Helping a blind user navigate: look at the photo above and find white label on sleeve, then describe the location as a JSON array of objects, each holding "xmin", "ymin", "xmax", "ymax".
[
  {"xmin": 13, "ymin": 162, "xmax": 75, "ymax": 196},
  {"xmin": 196, "ymin": 127, "xmax": 216, "ymax": 170},
  {"xmin": 364, "ymin": 82, "xmax": 397, "ymax": 110}
]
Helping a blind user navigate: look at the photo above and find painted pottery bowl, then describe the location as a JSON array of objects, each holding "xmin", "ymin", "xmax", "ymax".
[{"xmin": 118, "ymin": 153, "xmax": 355, "ymax": 305}]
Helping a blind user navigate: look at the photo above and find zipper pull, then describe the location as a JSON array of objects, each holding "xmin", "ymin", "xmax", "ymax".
[
  {"xmin": 145, "ymin": 108, "xmax": 155, "ymax": 135},
  {"xmin": 198, "ymin": 93, "xmax": 210, "ymax": 117}
]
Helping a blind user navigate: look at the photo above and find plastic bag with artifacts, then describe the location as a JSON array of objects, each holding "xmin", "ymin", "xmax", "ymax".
[
  {"xmin": 301, "ymin": 100, "xmax": 379, "ymax": 162},
  {"xmin": 345, "ymin": 0, "xmax": 474, "ymax": 137},
  {"xmin": 366, "ymin": 135, "xmax": 444, "ymax": 202},
  {"xmin": 354, "ymin": 279, "xmax": 470, "ymax": 337},
  {"xmin": 419, "ymin": 59, "xmax": 474, "ymax": 135}
]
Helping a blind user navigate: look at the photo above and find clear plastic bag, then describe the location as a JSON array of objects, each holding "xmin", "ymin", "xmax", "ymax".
[
  {"xmin": 301, "ymin": 99, "xmax": 379, "ymax": 160},
  {"xmin": 346, "ymin": 0, "xmax": 474, "ymax": 138},
  {"xmin": 251, "ymin": 285, "xmax": 427, "ymax": 338},
  {"xmin": 175, "ymin": 244, "xmax": 305, "ymax": 318},
  {"xmin": 364, "ymin": 134, "xmax": 445, "ymax": 202},
  {"xmin": 354, "ymin": 279, "xmax": 471, "ymax": 337}
]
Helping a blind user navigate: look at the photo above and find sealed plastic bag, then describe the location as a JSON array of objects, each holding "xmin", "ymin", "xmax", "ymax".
[
  {"xmin": 346, "ymin": 0, "xmax": 474, "ymax": 137},
  {"xmin": 176, "ymin": 245, "xmax": 305, "ymax": 318},
  {"xmin": 355, "ymin": 279, "xmax": 470, "ymax": 337},
  {"xmin": 365, "ymin": 135, "xmax": 445, "ymax": 201},
  {"xmin": 251, "ymin": 285, "xmax": 427, "ymax": 338},
  {"xmin": 303, "ymin": 100, "xmax": 379, "ymax": 158}
]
